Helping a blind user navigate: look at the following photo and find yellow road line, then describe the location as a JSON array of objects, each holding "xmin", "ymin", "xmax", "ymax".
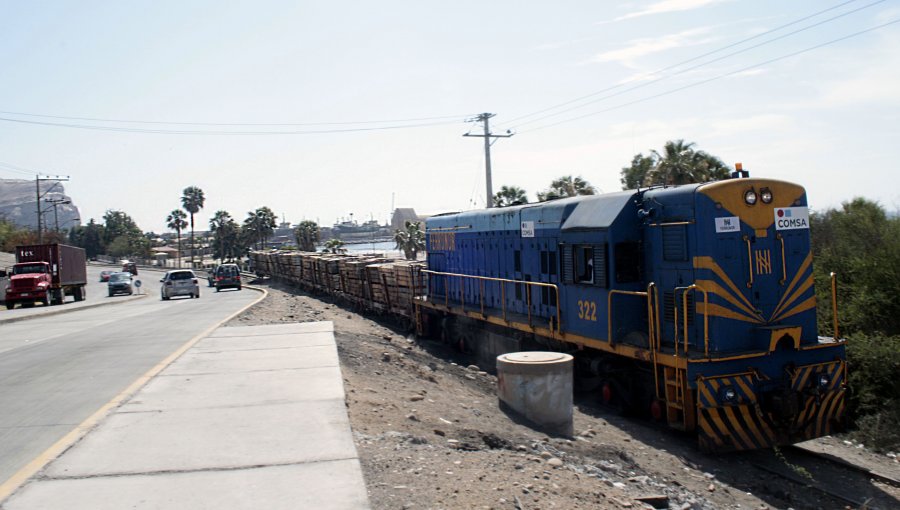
[{"xmin": 0, "ymin": 285, "xmax": 268, "ymax": 504}]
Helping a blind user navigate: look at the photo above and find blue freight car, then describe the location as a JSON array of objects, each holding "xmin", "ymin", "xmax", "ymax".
[{"xmin": 418, "ymin": 170, "xmax": 846, "ymax": 452}]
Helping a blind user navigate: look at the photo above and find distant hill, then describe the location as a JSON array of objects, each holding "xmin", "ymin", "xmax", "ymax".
[{"xmin": 0, "ymin": 178, "xmax": 80, "ymax": 230}]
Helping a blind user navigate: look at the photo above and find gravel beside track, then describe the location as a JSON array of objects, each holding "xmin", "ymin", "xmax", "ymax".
[{"xmin": 228, "ymin": 277, "xmax": 899, "ymax": 510}]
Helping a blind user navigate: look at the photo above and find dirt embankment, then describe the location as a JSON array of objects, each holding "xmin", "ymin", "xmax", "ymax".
[{"xmin": 229, "ymin": 279, "xmax": 899, "ymax": 510}]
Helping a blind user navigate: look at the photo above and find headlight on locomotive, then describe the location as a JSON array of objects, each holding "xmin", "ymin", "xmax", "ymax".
[
  {"xmin": 818, "ymin": 373, "xmax": 830, "ymax": 388},
  {"xmin": 720, "ymin": 386, "xmax": 738, "ymax": 403},
  {"xmin": 744, "ymin": 189, "xmax": 758, "ymax": 205},
  {"xmin": 760, "ymin": 187, "xmax": 773, "ymax": 203}
]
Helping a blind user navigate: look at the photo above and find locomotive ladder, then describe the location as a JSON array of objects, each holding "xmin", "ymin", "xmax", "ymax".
[{"xmin": 663, "ymin": 366, "xmax": 688, "ymax": 430}]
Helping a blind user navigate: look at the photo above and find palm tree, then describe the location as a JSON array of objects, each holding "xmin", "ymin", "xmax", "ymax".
[
  {"xmin": 648, "ymin": 139, "xmax": 729, "ymax": 185},
  {"xmin": 492, "ymin": 185, "xmax": 528, "ymax": 207},
  {"xmin": 180, "ymin": 186, "xmax": 205, "ymax": 268},
  {"xmin": 394, "ymin": 220, "xmax": 426, "ymax": 260},
  {"xmin": 537, "ymin": 175, "xmax": 597, "ymax": 202},
  {"xmin": 294, "ymin": 220, "xmax": 320, "ymax": 252},
  {"xmin": 620, "ymin": 140, "xmax": 731, "ymax": 189},
  {"xmin": 209, "ymin": 210, "xmax": 232, "ymax": 263},
  {"xmin": 620, "ymin": 154, "xmax": 655, "ymax": 190},
  {"xmin": 244, "ymin": 207, "xmax": 277, "ymax": 250},
  {"xmin": 166, "ymin": 209, "xmax": 188, "ymax": 268},
  {"xmin": 322, "ymin": 238, "xmax": 347, "ymax": 254}
]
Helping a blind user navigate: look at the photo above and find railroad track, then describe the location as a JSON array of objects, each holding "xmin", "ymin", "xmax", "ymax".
[{"xmin": 746, "ymin": 444, "xmax": 899, "ymax": 509}]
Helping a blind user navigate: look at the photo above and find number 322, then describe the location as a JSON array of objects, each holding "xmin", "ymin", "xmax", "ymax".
[{"xmin": 577, "ymin": 300, "xmax": 597, "ymax": 321}]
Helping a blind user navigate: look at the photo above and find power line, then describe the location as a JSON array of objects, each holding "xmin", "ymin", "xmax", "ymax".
[
  {"xmin": 0, "ymin": 161, "xmax": 39, "ymax": 176},
  {"xmin": 0, "ymin": 110, "xmax": 476, "ymax": 127},
  {"xmin": 522, "ymin": 18, "xmax": 900, "ymax": 133},
  {"xmin": 501, "ymin": 0, "xmax": 882, "ymax": 129},
  {"xmin": 0, "ymin": 116, "xmax": 468, "ymax": 135}
]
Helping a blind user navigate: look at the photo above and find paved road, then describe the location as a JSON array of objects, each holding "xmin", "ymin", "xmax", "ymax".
[
  {"xmin": 0, "ymin": 268, "xmax": 259, "ymax": 487},
  {"xmin": 1, "ymin": 265, "xmax": 161, "ymax": 320}
]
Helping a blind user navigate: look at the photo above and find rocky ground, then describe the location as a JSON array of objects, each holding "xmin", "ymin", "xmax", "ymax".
[{"xmin": 228, "ymin": 279, "xmax": 899, "ymax": 510}]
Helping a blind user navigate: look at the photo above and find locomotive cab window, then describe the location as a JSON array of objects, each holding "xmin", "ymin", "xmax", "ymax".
[
  {"xmin": 615, "ymin": 242, "xmax": 642, "ymax": 283},
  {"xmin": 575, "ymin": 246, "xmax": 594, "ymax": 284}
]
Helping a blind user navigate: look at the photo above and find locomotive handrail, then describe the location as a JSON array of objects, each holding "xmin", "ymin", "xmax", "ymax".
[
  {"xmin": 830, "ymin": 272, "xmax": 839, "ymax": 340},
  {"xmin": 742, "ymin": 235, "xmax": 753, "ymax": 288},
  {"xmin": 607, "ymin": 289, "xmax": 649, "ymax": 345},
  {"xmin": 646, "ymin": 282, "xmax": 662, "ymax": 399},
  {"xmin": 673, "ymin": 284, "xmax": 710, "ymax": 357},
  {"xmin": 422, "ymin": 270, "xmax": 561, "ymax": 335},
  {"xmin": 777, "ymin": 233, "xmax": 786, "ymax": 285},
  {"xmin": 647, "ymin": 220, "xmax": 694, "ymax": 227}
]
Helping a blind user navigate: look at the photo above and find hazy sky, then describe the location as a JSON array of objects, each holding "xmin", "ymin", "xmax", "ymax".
[{"xmin": 1, "ymin": 1, "xmax": 898, "ymax": 232}]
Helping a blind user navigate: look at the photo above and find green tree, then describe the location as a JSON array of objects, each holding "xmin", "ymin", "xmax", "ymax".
[
  {"xmin": 222, "ymin": 220, "xmax": 244, "ymax": 260},
  {"xmin": 811, "ymin": 198, "xmax": 900, "ymax": 337},
  {"xmin": 166, "ymin": 209, "xmax": 188, "ymax": 268},
  {"xmin": 294, "ymin": 220, "xmax": 320, "ymax": 252},
  {"xmin": 106, "ymin": 236, "xmax": 131, "ymax": 258},
  {"xmin": 79, "ymin": 219, "xmax": 106, "ymax": 259},
  {"xmin": 620, "ymin": 154, "xmax": 655, "ymax": 190},
  {"xmin": 492, "ymin": 185, "xmax": 528, "ymax": 207},
  {"xmin": 102, "ymin": 210, "xmax": 141, "ymax": 247},
  {"xmin": 810, "ymin": 198, "xmax": 900, "ymax": 452},
  {"xmin": 322, "ymin": 238, "xmax": 346, "ymax": 254},
  {"xmin": 243, "ymin": 207, "xmax": 277, "ymax": 250},
  {"xmin": 393, "ymin": 220, "xmax": 425, "ymax": 260},
  {"xmin": 537, "ymin": 176, "xmax": 596, "ymax": 202},
  {"xmin": 180, "ymin": 186, "xmax": 205, "ymax": 267},
  {"xmin": 0, "ymin": 216, "xmax": 36, "ymax": 251},
  {"xmin": 209, "ymin": 210, "xmax": 234, "ymax": 263},
  {"xmin": 621, "ymin": 140, "xmax": 730, "ymax": 189}
]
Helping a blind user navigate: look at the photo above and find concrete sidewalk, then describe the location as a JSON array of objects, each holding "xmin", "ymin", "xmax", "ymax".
[{"xmin": 2, "ymin": 322, "xmax": 370, "ymax": 510}]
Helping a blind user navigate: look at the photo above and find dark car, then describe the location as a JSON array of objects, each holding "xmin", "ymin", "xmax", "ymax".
[
  {"xmin": 107, "ymin": 272, "xmax": 134, "ymax": 296},
  {"xmin": 213, "ymin": 263, "xmax": 242, "ymax": 292},
  {"xmin": 99, "ymin": 270, "xmax": 114, "ymax": 282}
]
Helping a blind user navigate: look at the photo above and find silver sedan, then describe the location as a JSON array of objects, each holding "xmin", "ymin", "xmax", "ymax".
[{"xmin": 160, "ymin": 270, "xmax": 200, "ymax": 300}]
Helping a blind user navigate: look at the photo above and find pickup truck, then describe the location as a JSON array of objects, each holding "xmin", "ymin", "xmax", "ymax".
[{"xmin": 4, "ymin": 244, "xmax": 88, "ymax": 309}]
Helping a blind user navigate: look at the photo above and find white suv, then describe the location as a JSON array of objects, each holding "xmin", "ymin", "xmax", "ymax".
[{"xmin": 160, "ymin": 270, "xmax": 200, "ymax": 300}]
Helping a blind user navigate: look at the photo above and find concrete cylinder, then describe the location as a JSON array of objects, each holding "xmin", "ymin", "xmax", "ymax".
[{"xmin": 496, "ymin": 351, "xmax": 574, "ymax": 437}]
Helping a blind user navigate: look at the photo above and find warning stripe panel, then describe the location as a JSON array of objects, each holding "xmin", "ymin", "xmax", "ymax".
[{"xmin": 698, "ymin": 404, "xmax": 778, "ymax": 452}]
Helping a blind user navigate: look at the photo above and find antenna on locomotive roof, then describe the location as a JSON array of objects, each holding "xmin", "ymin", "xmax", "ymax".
[{"xmin": 731, "ymin": 162, "xmax": 750, "ymax": 179}]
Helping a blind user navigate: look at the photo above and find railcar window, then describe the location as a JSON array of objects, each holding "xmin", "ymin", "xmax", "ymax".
[
  {"xmin": 540, "ymin": 251, "xmax": 548, "ymax": 274},
  {"xmin": 514, "ymin": 250, "xmax": 521, "ymax": 272},
  {"xmin": 615, "ymin": 242, "xmax": 642, "ymax": 283}
]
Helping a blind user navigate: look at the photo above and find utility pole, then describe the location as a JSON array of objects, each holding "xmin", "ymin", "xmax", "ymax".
[
  {"xmin": 464, "ymin": 113, "xmax": 514, "ymax": 208},
  {"xmin": 45, "ymin": 198, "xmax": 72, "ymax": 232},
  {"xmin": 35, "ymin": 175, "xmax": 70, "ymax": 244}
]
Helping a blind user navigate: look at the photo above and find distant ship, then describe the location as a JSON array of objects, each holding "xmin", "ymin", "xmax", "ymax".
[
  {"xmin": 330, "ymin": 216, "xmax": 391, "ymax": 242},
  {"xmin": 333, "ymin": 218, "xmax": 382, "ymax": 234}
]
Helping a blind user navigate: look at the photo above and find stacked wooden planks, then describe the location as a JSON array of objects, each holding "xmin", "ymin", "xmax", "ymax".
[{"xmin": 250, "ymin": 250, "xmax": 425, "ymax": 319}]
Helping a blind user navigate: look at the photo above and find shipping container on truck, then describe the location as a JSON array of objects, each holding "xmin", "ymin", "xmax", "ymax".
[{"xmin": 4, "ymin": 244, "xmax": 88, "ymax": 309}]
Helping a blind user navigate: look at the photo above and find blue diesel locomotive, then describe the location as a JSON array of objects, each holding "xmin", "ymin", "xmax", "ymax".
[{"xmin": 417, "ymin": 169, "xmax": 846, "ymax": 452}]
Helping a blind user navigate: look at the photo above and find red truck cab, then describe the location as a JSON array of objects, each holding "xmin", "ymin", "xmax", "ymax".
[
  {"xmin": 5, "ymin": 262, "xmax": 53, "ymax": 308},
  {"xmin": 4, "ymin": 244, "xmax": 87, "ymax": 310}
]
